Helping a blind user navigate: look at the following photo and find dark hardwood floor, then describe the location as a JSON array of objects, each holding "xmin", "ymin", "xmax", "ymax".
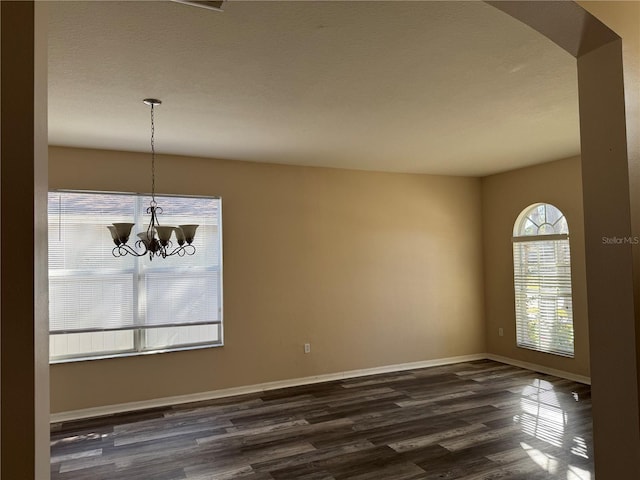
[{"xmin": 50, "ymin": 360, "xmax": 593, "ymax": 479}]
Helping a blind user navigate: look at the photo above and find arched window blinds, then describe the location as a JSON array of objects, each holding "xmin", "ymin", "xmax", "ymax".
[{"xmin": 512, "ymin": 203, "xmax": 574, "ymax": 357}]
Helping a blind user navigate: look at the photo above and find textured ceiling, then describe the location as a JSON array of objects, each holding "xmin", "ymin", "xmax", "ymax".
[{"xmin": 48, "ymin": 1, "xmax": 580, "ymax": 176}]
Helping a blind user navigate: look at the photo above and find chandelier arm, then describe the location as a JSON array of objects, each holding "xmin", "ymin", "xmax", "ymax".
[
  {"xmin": 165, "ymin": 244, "xmax": 196, "ymax": 257},
  {"xmin": 112, "ymin": 243, "xmax": 148, "ymax": 258},
  {"xmin": 135, "ymin": 238, "xmax": 155, "ymax": 255},
  {"xmin": 165, "ymin": 246, "xmax": 185, "ymax": 257}
]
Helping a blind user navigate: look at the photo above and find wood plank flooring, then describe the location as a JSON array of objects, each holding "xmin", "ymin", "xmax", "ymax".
[{"xmin": 50, "ymin": 360, "xmax": 594, "ymax": 479}]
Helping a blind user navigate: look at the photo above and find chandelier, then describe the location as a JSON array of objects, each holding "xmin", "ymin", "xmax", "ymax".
[{"xmin": 107, "ymin": 99, "xmax": 198, "ymax": 260}]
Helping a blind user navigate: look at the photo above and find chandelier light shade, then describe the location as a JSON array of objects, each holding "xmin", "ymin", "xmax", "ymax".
[{"xmin": 108, "ymin": 99, "xmax": 198, "ymax": 260}]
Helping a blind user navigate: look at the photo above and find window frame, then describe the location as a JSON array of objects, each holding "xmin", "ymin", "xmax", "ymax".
[
  {"xmin": 512, "ymin": 203, "xmax": 575, "ymax": 358},
  {"xmin": 48, "ymin": 189, "xmax": 224, "ymax": 364}
]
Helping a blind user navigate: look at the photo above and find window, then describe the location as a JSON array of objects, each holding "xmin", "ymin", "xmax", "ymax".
[
  {"xmin": 512, "ymin": 203, "xmax": 574, "ymax": 357},
  {"xmin": 48, "ymin": 191, "xmax": 223, "ymax": 362}
]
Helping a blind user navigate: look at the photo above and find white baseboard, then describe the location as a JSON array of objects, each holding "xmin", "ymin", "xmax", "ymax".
[
  {"xmin": 50, "ymin": 352, "xmax": 591, "ymax": 423},
  {"xmin": 49, "ymin": 353, "xmax": 485, "ymax": 423},
  {"xmin": 486, "ymin": 353, "xmax": 591, "ymax": 385}
]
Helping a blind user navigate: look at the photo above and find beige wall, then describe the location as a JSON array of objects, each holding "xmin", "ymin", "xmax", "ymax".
[
  {"xmin": 49, "ymin": 146, "xmax": 485, "ymax": 413},
  {"xmin": 482, "ymin": 156, "xmax": 589, "ymax": 376}
]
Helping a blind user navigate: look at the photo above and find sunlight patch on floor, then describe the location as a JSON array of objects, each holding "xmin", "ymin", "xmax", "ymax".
[
  {"xmin": 567, "ymin": 464, "xmax": 591, "ymax": 480},
  {"xmin": 518, "ymin": 379, "xmax": 566, "ymax": 448},
  {"xmin": 520, "ymin": 441, "xmax": 559, "ymax": 474},
  {"xmin": 518, "ymin": 379, "xmax": 592, "ymax": 480}
]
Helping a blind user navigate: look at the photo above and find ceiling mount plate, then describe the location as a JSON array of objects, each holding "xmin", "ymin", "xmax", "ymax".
[
  {"xmin": 171, "ymin": 1, "xmax": 225, "ymax": 12},
  {"xmin": 143, "ymin": 98, "xmax": 162, "ymax": 107}
]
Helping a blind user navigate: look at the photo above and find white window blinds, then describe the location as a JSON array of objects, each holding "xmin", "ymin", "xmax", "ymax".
[
  {"xmin": 512, "ymin": 204, "xmax": 574, "ymax": 358},
  {"xmin": 48, "ymin": 191, "xmax": 223, "ymax": 361}
]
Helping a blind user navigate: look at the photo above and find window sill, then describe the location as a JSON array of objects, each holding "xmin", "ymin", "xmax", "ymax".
[
  {"xmin": 516, "ymin": 344, "xmax": 574, "ymax": 359},
  {"xmin": 49, "ymin": 342, "xmax": 223, "ymax": 364}
]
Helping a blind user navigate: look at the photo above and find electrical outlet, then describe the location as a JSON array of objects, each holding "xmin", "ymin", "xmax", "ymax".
[
  {"xmin": 498, "ymin": 328, "xmax": 504, "ymax": 337},
  {"xmin": 304, "ymin": 343, "xmax": 311, "ymax": 354}
]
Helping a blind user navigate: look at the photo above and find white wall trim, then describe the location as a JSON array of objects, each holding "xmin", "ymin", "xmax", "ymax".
[
  {"xmin": 49, "ymin": 353, "xmax": 485, "ymax": 423},
  {"xmin": 50, "ymin": 352, "xmax": 591, "ymax": 423},
  {"xmin": 486, "ymin": 353, "xmax": 591, "ymax": 385}
]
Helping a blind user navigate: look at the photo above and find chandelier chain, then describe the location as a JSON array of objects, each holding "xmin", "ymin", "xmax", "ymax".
[{"xmin": 150, "ymin": 103, "xmax": 156, "ymax": 202}]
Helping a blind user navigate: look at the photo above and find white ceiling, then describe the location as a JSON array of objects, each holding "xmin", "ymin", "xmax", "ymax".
[{"xmin": 48, "ymin": 0, "xmax": 580, "ymax": 177}]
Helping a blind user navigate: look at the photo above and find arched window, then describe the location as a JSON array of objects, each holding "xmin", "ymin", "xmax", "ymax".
[{"xmin": 512, "ymin": 203, "xmax": 574, "ymax": 357}]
